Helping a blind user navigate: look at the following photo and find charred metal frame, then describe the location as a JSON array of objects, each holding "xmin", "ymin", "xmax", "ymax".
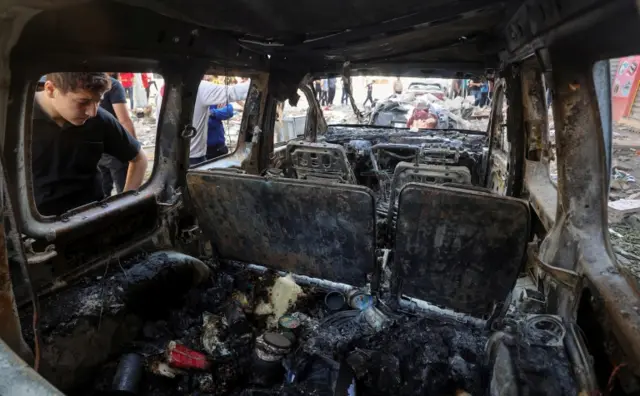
[
  {"xmin": 521, "ymin": 59, "xmax": 557, "ymax": 231},
  {"xmin": 520, "ymin": 48, "xmax": 640, "ymax": 379},
  {"xmin": 0, "ymin": 3, "xmax": 270, "ymax": 296},
  {"xmin": 0, "ymin": 209, "xmax": 32, "ymax": 364},
  {"xmin": 485, "ymin": 68, "xmax": 525, "ymax": 197},
  {"xmin": 517, "ymin": 40, "xmax": 640, "ymax": 384}
]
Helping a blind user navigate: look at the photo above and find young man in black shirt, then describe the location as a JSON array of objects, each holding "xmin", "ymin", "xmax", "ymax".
[
  {"xmin": 98, "ymin": 73, "xmax": 137, "ymax": 196},
  {"xmin": 32, "ymin": 72, "xmax": 148, "ymax": 216}
]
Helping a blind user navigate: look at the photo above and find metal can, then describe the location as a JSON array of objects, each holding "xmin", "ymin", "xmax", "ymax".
[
  {"xmin": 278, "ymin": 314, "xmax": 302, "ymax": 343},
  {"xmin": 251, "ymin": 332, "xmax": 292, "ymax": 386},
  {"xmin": 347, "ymin": 289, "xmax": 374, "ymax": 310},
  {"xmin": 325, "ymin": 291, "xmax": 346, "ymax": 312}
]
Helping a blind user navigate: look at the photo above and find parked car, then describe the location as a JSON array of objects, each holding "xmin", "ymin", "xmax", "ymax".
[{"xmin": 406, "ymin": 81, "xmax": 447, "ymax": 100}]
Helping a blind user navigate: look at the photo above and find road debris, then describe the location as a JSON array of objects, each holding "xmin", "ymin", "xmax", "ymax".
[{"xmin": 609, "ymin": 199, "xmax": 640, "ymax": 223}]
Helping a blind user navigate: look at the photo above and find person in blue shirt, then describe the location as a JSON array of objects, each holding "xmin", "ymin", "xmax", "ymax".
[
  {"xmin": 327, "ymin": 77, "xmax": 336, "ymax": 105},
  {"xmin": 321, "ymin": 79, "xmax": 328, "ymax": 106},
  {"xmin": 479, "ymin": 81, "xmax": 490, "ymax": 107},
  {"xmin": 206, "ymin": 103, "xmax": 234, "ymax": 159}
]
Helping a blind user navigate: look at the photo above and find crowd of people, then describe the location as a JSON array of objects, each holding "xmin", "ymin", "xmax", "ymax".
[
  {"xmin": 31, "ymin": 72, "xmax": 248, "ymax": 217},
  {"xmin": 313, "ymin": 76, "xmax": 492, "ymax": 110},
  {"xmin": 450, "ymin": 78, "xmax": 493, "ymax": 106}
]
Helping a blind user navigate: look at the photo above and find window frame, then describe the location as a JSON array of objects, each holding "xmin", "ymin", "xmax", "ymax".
[{"xmin": 4, "ymin": 58, "xmax": 181, "ymax": 240}]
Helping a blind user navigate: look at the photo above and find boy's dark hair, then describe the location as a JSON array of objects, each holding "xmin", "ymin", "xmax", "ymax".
[{"xmin": 45, "ymin": 72, "xmax": 111, "ymax": 94}]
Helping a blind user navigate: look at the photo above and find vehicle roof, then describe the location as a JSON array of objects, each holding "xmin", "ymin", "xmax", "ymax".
[
  {"xmin": 8, "ymin": 0, "xmax": 640, "ymax": 79},
  {"xmin": 128, "ymin": 0, "xmax": 509, "ymax": 77}
]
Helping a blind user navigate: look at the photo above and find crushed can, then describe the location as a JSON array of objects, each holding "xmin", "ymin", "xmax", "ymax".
[{"xmin": 347, "ymin": 289, "xmax": 374, "ymax": 310}]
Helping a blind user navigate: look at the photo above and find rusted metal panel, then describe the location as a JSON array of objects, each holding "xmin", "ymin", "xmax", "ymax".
[
  {"xmin": 0, "ymin": 215, "xmax": 32, "ymax": 363},
  {"xmin": 186, "ymin": 170, "xmax": 376, "ymax": 286},
  {"xmin": 541, "ymin": 55, "xmax": 640, "ymax": 373},
  {"xmin": 392, "ymin": 183, "xmax": 530, "ymax": 317}
]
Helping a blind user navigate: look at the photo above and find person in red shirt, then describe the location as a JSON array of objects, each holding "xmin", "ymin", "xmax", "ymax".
[
  {"xmin": 406, "ymin": 100, "xmax": 438, "ymax": 129},
  {"xmin": 119, "ymin": 72, "xmax": 134, "ymax": 110},
  {"xmin": 141, "ymin": 73, "xmax": 157, "ymax": 100}
]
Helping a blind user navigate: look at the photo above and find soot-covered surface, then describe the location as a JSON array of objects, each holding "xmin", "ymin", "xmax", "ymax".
[
  {"xmin": 59, "ymin": 259, "xmax": 490, "ymax": 396},
  {"xmin": 349, "ymin": 317, "xmax": 488, "ymax": 395},
  {"xmin": 30, "ymin": 255, "xmax": 577, "ymax": 396},
  {"xmin": 186, "ymin": 171, "xmax": 376, "ymax": 287},
  {"xmin": 394, "ymin": 183, "xmax": 530, "ymax": 317}
]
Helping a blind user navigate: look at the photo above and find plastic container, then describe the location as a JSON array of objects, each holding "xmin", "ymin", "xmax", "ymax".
[
  {"xmin": 166, "ymin": 341, "xmax": 210, "ymax": 370},
  {"xmin": 325, "ymin": 291, "xmax": 346, "ymax": 312}
]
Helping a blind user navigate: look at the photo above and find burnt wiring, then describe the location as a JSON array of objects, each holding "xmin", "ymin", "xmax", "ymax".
[
  {"xmin": 0, "ymin": 157, "xmax": 41, "ymax": 371},
  {"xmin": 377, "ymin": 149, "xmax": 417, "ymax": 162},
  {"xmin": 97, "ymin": 260, "xmax": 111, "ymax": 331},
  {"xmin": 368, "ymin": 149, "xmax": 392, "ymax": 203},
  {"xmin": 606, "ymin": 362, "xmax": 627, "ymax": 396}
]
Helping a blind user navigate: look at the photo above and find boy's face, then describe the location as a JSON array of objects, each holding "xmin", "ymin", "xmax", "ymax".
[{"xmin": 44, "ymin": 81, "xmax": 103, "ymax": 126}]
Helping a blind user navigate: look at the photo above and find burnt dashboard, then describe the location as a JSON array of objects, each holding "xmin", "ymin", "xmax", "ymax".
[{"xmin": 316, "ymin": 125, "xmax": 489, "ymax": 206}]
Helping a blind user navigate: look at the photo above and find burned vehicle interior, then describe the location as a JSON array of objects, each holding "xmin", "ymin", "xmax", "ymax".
[{"xmin": 1, "ymin": 0, "xmax": 640, "ymax": 395}]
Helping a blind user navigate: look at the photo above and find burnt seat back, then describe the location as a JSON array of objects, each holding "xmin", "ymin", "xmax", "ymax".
[
  {"xmin": 392, "ymin": 183, "xmax": 530, "ymax": 317},
  {"xmin": 286, "ymin": 141, "xmax": 357, "ymax": 184},
  {"xmin": 441, "ymin": 182, "xmax": 493, "ymax": 194},
  {"xmin": 186, "ymin": 170, "xmax": 376, "ymax": 287}
]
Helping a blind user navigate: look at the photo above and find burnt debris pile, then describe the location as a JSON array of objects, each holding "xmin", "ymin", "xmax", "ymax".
[
  {"xmin": 26, "ymin": 253, "xmax": 577, "ymax": 396},
  {"xmin": 33, "ymin": 255, "xmax": 490, "ymax": 396},
  {"xmin": 345, "ymin": 317, "xmax": 488, "ymax": 395}
]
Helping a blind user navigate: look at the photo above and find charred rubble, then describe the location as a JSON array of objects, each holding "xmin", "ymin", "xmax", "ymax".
[{"xmin": 19, "ymin": 251, "xmax": 577, "ymax": 396}]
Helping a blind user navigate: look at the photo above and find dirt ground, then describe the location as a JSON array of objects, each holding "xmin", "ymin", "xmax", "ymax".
[{"xmin": 609, "ymin": 124, "xmax": 640, "ymax": 290}]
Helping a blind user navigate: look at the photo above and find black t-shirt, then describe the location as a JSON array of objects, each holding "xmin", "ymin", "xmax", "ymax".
[
  {"xmin": 31, "ymin": 100, "xmax": 141, "ymax": 216},
  {"xmin": 100, "ymin": 77, "xmax": 127, "ymax": 117}
]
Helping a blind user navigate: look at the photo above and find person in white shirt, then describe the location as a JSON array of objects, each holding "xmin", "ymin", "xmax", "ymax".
[
  {"xmin": 393, "ymin": 77, "xmax": 403, "ymax": 94},
  {"xmin": 189, "ymin": 79, "xmax": 249, "ymax": 165}
]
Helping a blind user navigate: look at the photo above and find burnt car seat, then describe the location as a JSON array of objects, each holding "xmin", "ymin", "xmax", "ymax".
[
  {"xmin": 385, "ymin": 162, "xmax": 472, "ymax": 237},
  {"xmin": 441, "ymin": 182, "xmax": 493, "ymax": 193},
  {"xmin": 390, "ymin": 183, "xmax": 530, "ymax": 317},
  {"xmin": 285, "ymin": 141, "xmax": 357, "ymax": 184},
  {"xmin": 186, "ymin": 170, "xmax": 376, "ymax": 287}
]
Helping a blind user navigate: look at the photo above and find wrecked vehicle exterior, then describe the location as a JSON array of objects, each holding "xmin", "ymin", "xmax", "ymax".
[
  {"xmin": 406, "ymin": 80, "xmax": 447, "ymax": 100},
  {"xmin": 0, "ymin": 0, "xmax": 639, "ymax": 395}
]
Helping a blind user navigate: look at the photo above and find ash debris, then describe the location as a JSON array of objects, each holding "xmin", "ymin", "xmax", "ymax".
[
  {"xmin": 345, "ymin": 316, "xmax": 488, "ymax": 395},
  {"xmin": 27, "ymin": 253, "xmax": 578, "ymax": 396},
  {"xmin": 45, "ymin": 256, "xmax": 491, "ymax": 396}
]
